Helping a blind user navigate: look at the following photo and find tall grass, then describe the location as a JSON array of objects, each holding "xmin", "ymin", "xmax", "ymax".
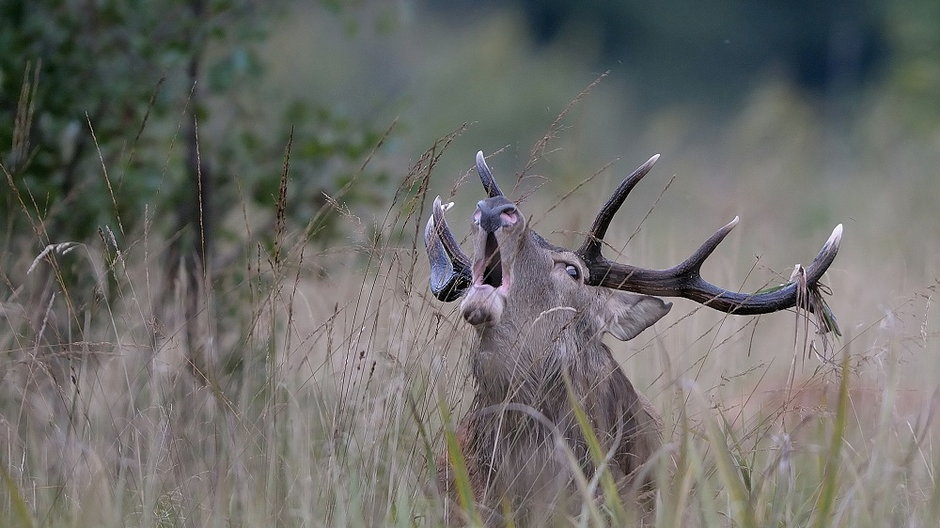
[{"xmin": 2, "ymin": 91, "xmax": 939, "ymax": 528}]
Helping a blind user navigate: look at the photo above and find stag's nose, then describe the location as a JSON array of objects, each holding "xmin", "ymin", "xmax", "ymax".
[{"xmin": 475, "ymin": 196, "xmax": 518, "ymax": 233}]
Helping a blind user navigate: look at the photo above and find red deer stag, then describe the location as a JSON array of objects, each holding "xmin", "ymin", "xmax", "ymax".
[{"xmin": 425, "ymin": 151, "xmax": 842, "ymax": 525}]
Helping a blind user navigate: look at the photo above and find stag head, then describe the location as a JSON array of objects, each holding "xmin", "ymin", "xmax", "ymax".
[
  {"xmin": 427, "ymin": 154, "xmax": 682, "ymax": 394},
  {"xmin": 427, "ymin": 152, "xmax": 842, "ymax": 346}
]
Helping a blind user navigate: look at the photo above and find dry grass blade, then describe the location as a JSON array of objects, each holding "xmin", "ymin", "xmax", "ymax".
[
  {"xmin": 273, "ymin": 127, "xmax": 293, "ymax": 267},
  {"xmin": 86, "ymin": 112, "xmax": 126, "ymax": 237},
  {"xmin": 11, "ymin": 61, "xmax": 40, "ymax": 174}
]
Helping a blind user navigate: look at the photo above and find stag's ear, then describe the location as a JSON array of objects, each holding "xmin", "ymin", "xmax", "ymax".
[{"xmin": 603, "ymin": 292, "xmax": 672, "ymax": 341}]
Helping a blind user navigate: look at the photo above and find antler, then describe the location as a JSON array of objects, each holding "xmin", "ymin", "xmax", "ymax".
[
  {"xmin": 425, "ymin": 152, "xmax": 505, "ymax": 302},
  {"xmin": 476, "ymin": 150, "xmax": 504, "ymax": 198},
  {"xmin": 577, "ymin": 155, "xmax": 843, "ymax": 316},
  {"xmin": 577, "ymin": 154, "xmax": 660, "ymax": 259},
  {"xmin": 425, "ymin": 197, "xmax": 472, "ymax": 301}
]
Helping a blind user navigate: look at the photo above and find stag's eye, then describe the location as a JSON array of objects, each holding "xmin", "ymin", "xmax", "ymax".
[{"xmin": 565, "ymin": 264, "xmax": 580, "ymax": 280}]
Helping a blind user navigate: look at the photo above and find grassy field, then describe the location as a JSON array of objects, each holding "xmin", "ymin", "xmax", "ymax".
[
  {"xmin": 1, "ymin": 8, "xmax": 939, "ymax": 523},
  {"xmin": 1, "ymin": 99, "xmax": 938, "ymax": 527}
]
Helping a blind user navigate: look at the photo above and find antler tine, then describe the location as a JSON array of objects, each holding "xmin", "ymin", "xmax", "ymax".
[
  {"xmin": 672, "ymin": 216, "xmax": 740, "ymax": 276},
  {"xmin": 476, "ymin": 150, "xmax": 504, "ymax": 198},
  {"xmin": 581, "ymin": 216, "xmax": 738, "ymax": 293},
  {"xmin": 585, "ymin": 221, "xmax": 843, "ymax": 315},
  {"xmin": 577, "ymin": 154, "xmax": 660, "ymax": 259},
  {"xmin": 425, "ymin": 196, "xmax": 472, "ymax": 301},
  {"xmin": 430, "ymin": 196, "xmax": 471, "ymax": 269},
  {"xmin": 803, "ymin": 223, "xmax": 843, "ymax": 284}
]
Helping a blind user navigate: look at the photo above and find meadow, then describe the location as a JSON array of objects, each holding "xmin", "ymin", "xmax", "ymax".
[
  {"xmin": 2, "ymin": 5, "xmax": 940, "ymax": 528},
  {"xmin": 2, "ymin": 96, "xmax": 938, "ymax": 526}
]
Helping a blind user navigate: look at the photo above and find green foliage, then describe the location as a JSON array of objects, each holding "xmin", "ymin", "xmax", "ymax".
[
  {"xmin": 882, "ymin": 0, "xmax": 940, "ymax": 128},
  {"xmin": 0, "ymin": 0, "xmax": 200, "ymax": 238},
  {"xmin": 0, "ymin": 0, "xmax": 395, "ymax": 254},
  {"xmin": 226, "ymin": 100, "xmax": 393, "ymax": 246}
]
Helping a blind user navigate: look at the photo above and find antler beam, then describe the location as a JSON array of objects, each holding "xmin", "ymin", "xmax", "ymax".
[{"xmin": 577, "ymin": 155, "xmax": 843, "ymax": 315}]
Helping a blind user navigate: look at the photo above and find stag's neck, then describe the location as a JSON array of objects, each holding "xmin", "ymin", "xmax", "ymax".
[{"xmin": 470, "ymin": 330, "xmax": 620, "ymax": 411}]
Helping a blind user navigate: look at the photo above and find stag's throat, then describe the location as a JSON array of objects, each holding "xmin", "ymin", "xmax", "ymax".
[
  {"xmin": 481, "ymin": 232, "xmax": 503, "ymax": 287},
  {"xmin": 462, "ymin": 231, "xmax": 513, "ymax": 326}
]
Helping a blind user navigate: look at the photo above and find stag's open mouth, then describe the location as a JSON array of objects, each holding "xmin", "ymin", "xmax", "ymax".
[
  {"xmin": 462, "ymin": 230, "xmax": 512, "ymax": 326},
  {"xmin": 480, "ymin": 232, "xmax": 503, "ymax": 287},
  {"xmin": 458, "ymin": 196, "xmax": 520, "ymax": 326},
  {"xmin": 472, "ymin": 231, "xmax": 512, "ymax": 292}
]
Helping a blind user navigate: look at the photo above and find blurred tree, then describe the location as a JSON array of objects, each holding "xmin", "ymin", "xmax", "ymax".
[
  {"xmin": 882, "ymin": 0, "xmax": 940, "ymax": 130},
  {"xmin": 0, "ymin": 0, "xmax": 277, "ymax": 251},
  {"xmin": 0, "ymin": 0, "xmax": 277, "ymax": 387},
  {"xmin": 0, "ymin": 0, "xmax": 393, "ymax": 253},
  {"xmin": 1, "ymin": 0, "xmax": 190, "ymax": 238},
  {"xmin": 0, "ymin": 0, "xmax": 396, "ymax": 386},
  {"xmin": 436, "ymin": 0, "xmax": 889, "ymax": 111}
]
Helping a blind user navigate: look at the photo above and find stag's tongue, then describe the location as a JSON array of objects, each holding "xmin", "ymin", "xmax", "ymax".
[{"xmin": 481, "ymin": 232, "xmax": 503, "ymax": 287}]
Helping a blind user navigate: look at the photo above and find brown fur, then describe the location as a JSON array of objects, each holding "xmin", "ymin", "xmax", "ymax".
[{"xmin": 435, "ymin": 198, "xmax": 670, "ymax": 526}]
